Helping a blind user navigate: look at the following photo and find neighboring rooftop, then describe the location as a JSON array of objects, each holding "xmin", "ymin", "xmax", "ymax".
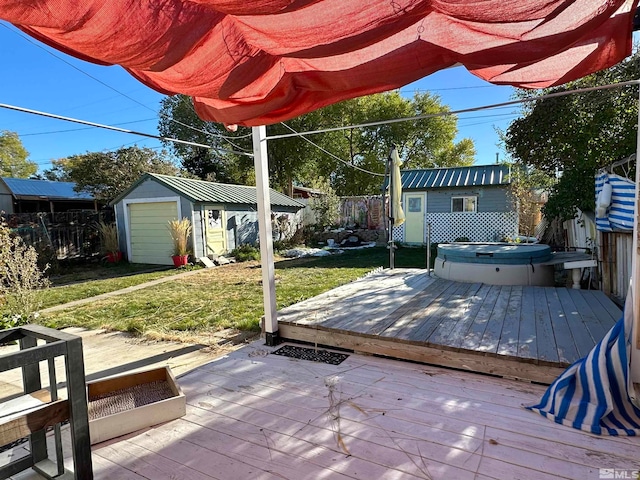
[
  {"xmin": 401, "ymin": 164, "xmax": 510, "ymax": 189},
  {"xmin": 113, "ymin": 173, "xmax": 304, "ymax": 209},
  {"xmin": 1, "ymin": 177, "xmax": 93, "ymax": 200}
]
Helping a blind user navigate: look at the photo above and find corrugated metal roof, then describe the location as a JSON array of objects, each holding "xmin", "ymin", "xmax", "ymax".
[
  {"xmin": 401, "ymin": 164, "xmax": 510, "ymax": 189},
  {"xmin": 1, "ymin": 177, "xmax": 93, "ymax": 200},
  {"xmin": 138, "ymin": 173, "xmax": 304, "ymax": 209}
]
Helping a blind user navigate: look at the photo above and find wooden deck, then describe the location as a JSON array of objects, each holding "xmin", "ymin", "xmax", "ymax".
[
  {"xmin": 10, "ymin": 341, "xmax": 639, "ymax": 479},
  {"xmin": 277, "ymin": 269, "xmax": 622, "ymax": 384}
]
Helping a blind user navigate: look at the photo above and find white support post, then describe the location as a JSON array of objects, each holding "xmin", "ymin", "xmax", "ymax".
[
  {"xmin": 630, "ymin": 83, "xmax": 640, "ymax": 383},
  {"xmin": 252, "ymin": 125, "xmax": 279, "ymax": 346},
  {"xmin": 389, "ymin": 154, "xmax": 395, "ymax": 269}
]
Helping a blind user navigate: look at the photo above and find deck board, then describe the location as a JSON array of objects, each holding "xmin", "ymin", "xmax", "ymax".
[
  {"xmin": 427, "ymin": 283, "xmax": 482, "ymax": 346},
  {"xmin": 384, "ymin": 279, "xmax": 460, "ymax": 340},
  {"xmin": 592, "ymin": 289, "xmax": 625, "ymax": 322},
  {"xmin": 517, "ymin": 286, "xmax": 538, "ymax": 361},
  {"xmin": 374, "ymin": 277, "xmax": 453, "ymax": 337},
  {"xmin": 441, "ymin": 283, "xmax": 492, "ymax": 350},
  {"xmin": 401, "ymin": 281, "xmax": 471, "ymax": 342},
  {"xmin": 329, "ymin": 273, "xmax": 437, "ymax": 333},
  {"xmin": 579, "ymin": 289, "xmax": 619, "ymax": 329},
  {"xmin": 556, "ymin": 288, "xmax": 598, "ymax": 360},
  {"xmin": 568, "ymin": 289, "xmax": 610, "ymax": 342},
  {"xmin": 478, "ymin": 285, "xmax": 511, "ymax": 355},
  {"xmin": 496, "ymin": 285, "xmax": 522, "ymax": 357},
  {"xmin": 533, "ymin": 287, "xmax": 559, "ymax": 364},
  {"xmin": 278, "ymin": 269, "xmax": 622, "ymax": 383},
  {"xmin": 461, "ymin": 284, "xmax": 501, "ymax": 351},
  {"xmin": 545, "ymin": 288, "xmax": 580, "ymax": 364}
]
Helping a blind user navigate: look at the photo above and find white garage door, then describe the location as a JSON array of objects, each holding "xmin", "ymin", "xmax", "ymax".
[{"xmin": 128, "ymin": 201, "xmax": 179, "ymax": 265}]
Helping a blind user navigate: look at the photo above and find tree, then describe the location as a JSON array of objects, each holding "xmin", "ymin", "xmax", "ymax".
[
  {"xmin": 0, "ymin": 131, "xmax": 37, "ymax": 178},
  {"xmin": 35, "ymin": 159, "xmax": 72, "ymax": 181},
  {"xmin": 158, "ymin": 91, "xmax": 475, "ymax": 196},
  {"xmin": 55, "ymin": 146, "xmax": 180, "ymax": 202},
  {"xmin": 157, "ymin": 96, "xmax": 254, "ymax": 185},
  {"xmin": 503, "ymin": 49, "xmax": 639, "ymax": 221},
  {"xmin": 506, "ymin": 164, "xmax": 554, "ymax": 239},
  {"xmin": 299, "ymin": 92, "xmax": 475, "ymax": 195}
]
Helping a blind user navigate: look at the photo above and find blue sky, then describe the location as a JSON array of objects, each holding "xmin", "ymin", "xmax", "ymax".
[{"xmin": 1, "ymin": 21, "xmax": 518, "ymax": 174}]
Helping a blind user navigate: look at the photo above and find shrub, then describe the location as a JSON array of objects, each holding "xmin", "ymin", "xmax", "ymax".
[
  {"xmin": 167, "ymin": 218, "xmax": 192, "ymax": 256},
  {"xmin": 231, "ymin": 244, "xmax": 260, "ymax": 262},
  {"xmin": 0, "ymin": 219, "xmax": 50, "ymax": 325},
  {"xmin": 97, "ymin": 221, "xmax": 119, "ymax": 253},
  {"xmin": 308, "ymin": 178, "xmax": 340, "ymax": 229},
  {"xmin": 288, "ymin": 225, "xmax": 314, "ymax": 247}
]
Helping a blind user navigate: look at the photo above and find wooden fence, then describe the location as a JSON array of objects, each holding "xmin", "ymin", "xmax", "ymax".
[
  {"xmin": 3, "ymin": 211, "xmax": 114, "ymax": 260},
  {"xmin": 600, "ymin": 231, "xmax": 633, "ymax": 305}
]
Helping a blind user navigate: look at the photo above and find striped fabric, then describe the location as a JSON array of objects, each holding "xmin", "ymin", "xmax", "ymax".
[
  {"xmin": 595, "ymin": 172, "xmax": 635, "ymax": 232},
  {"xmin": 527, "ymin": 289, "xmax": 640, "ymax": 435}
]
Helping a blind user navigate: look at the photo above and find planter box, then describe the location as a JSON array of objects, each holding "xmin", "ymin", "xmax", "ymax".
[{"xmin": 87, "ymin": 366, "xmax": 185, "ymax": 445}]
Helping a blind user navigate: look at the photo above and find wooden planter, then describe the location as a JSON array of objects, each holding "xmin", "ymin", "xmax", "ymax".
[{"xmin": 87, "ymin": 366, "xmax": 185, "ymax": 445}]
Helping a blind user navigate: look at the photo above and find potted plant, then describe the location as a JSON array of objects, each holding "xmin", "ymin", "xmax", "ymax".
[
  {"xmin": 167, "ymin": 218, "xmax": 192, "ymax": 267},
  {"xmin": 97, "ymin": 221, "xmax": 121, "ymax": 262}
]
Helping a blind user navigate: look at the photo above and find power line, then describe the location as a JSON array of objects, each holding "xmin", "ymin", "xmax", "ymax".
[
  {"xmin": 2, "ymin": 22, "xmax": 251, "ymax": 150},
  {"xmin": 279, "ymin": 123, "xmax": 385, "ymax": 177},
  {"xmin": 266, "ymin": 80, "xmax": 640, "ymax": 141},
  {"xmin": 0, "ymin": 102, "xmax": 253, "ymax": 156},
  {"xmin": 400, "ymin": 85, "xmax": 502, "ymax": 93},
  {"xmin": 18, "ymin": 118, "xmax": 158, "ymax": 136}
]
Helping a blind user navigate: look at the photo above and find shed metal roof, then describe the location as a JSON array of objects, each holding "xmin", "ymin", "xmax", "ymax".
[
  {"xmin": 1, "ymin": 177, "xmax": 93, "ymax": 200},
  {"xmin": 113, "ymin": 173, "xmax": 304, "ymax": 209},
  {"xmin": 401, "ymin": 164, "xmax": 510, "ymax": 190}
]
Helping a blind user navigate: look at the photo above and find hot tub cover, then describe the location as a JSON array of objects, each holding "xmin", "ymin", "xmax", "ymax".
[{"xmin": 437, "ymin": 243, "xmax": 552, "ymax": 265}]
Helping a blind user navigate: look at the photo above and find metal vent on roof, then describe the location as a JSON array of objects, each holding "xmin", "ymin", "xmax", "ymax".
[{"xmin": 272, "ymin": 345, "xmax": 349, "ymax": 365}]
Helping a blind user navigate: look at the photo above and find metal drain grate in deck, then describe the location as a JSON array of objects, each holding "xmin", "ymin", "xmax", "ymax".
[{"xmin": 272, "ymin": 345, "xmax": 349, "ymax": 365}]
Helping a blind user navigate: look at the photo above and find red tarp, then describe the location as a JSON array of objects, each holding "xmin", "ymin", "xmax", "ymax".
[{"xmin": 0, "ymin": 0, "xmax": 637, "ymax": 126}]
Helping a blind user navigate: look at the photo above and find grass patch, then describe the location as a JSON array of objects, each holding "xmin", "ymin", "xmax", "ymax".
[
  {"xmin": 49, "ymin": 262, "xmax": 175, "ymax": 285},
  {"xmin": 38, "ymin": 247, "xmax": 429, "ymax": 342}
]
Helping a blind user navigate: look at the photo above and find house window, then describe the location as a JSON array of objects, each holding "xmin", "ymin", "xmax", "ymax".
[{"xmin": 452, "ymin": 196, "xmax": 477, "ymax": 213}]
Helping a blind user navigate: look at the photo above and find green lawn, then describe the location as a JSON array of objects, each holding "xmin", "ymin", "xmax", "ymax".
[{"xmin": 38, "ymin": 246, "xmax": 428, "ymax": 341}]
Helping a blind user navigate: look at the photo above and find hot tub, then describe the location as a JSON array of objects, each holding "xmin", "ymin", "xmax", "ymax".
[{"xmin": 434, "ymin": 243, "xmax": 555, "ymax": 286}]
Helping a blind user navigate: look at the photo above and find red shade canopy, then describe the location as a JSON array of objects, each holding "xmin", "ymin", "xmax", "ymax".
[{"xmin": 1, "ymin": 0, "xmax": 637, "ymax": 126}]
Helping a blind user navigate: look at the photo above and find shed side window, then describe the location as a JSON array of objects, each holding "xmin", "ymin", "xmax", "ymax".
[{"xmin": 452, "ymin": 196, "xmax": 477, "ymax": 213}]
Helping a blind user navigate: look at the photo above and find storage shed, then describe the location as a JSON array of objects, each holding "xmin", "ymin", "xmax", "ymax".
[
  {"xmin": 394, "ymin": 164, "xmax": 517, "ymax": 244},
  {"xmin": 111, "ymin": 173, "xmax": 304, "ymax": 265}
]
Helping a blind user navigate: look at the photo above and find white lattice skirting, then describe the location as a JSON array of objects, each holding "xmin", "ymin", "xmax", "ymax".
[{"xmin": 393, "ymin": 211, "xmax": 518, "ymax": 244}]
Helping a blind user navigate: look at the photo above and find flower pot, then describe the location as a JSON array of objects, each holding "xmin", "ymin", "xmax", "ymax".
[
  {"xmin": 106, "ymin": 251, "xmax": 122, "ymax": 263},
  {"xmin": 172, "ymin": 255, "xmax": 189, "ymax": 267}
]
